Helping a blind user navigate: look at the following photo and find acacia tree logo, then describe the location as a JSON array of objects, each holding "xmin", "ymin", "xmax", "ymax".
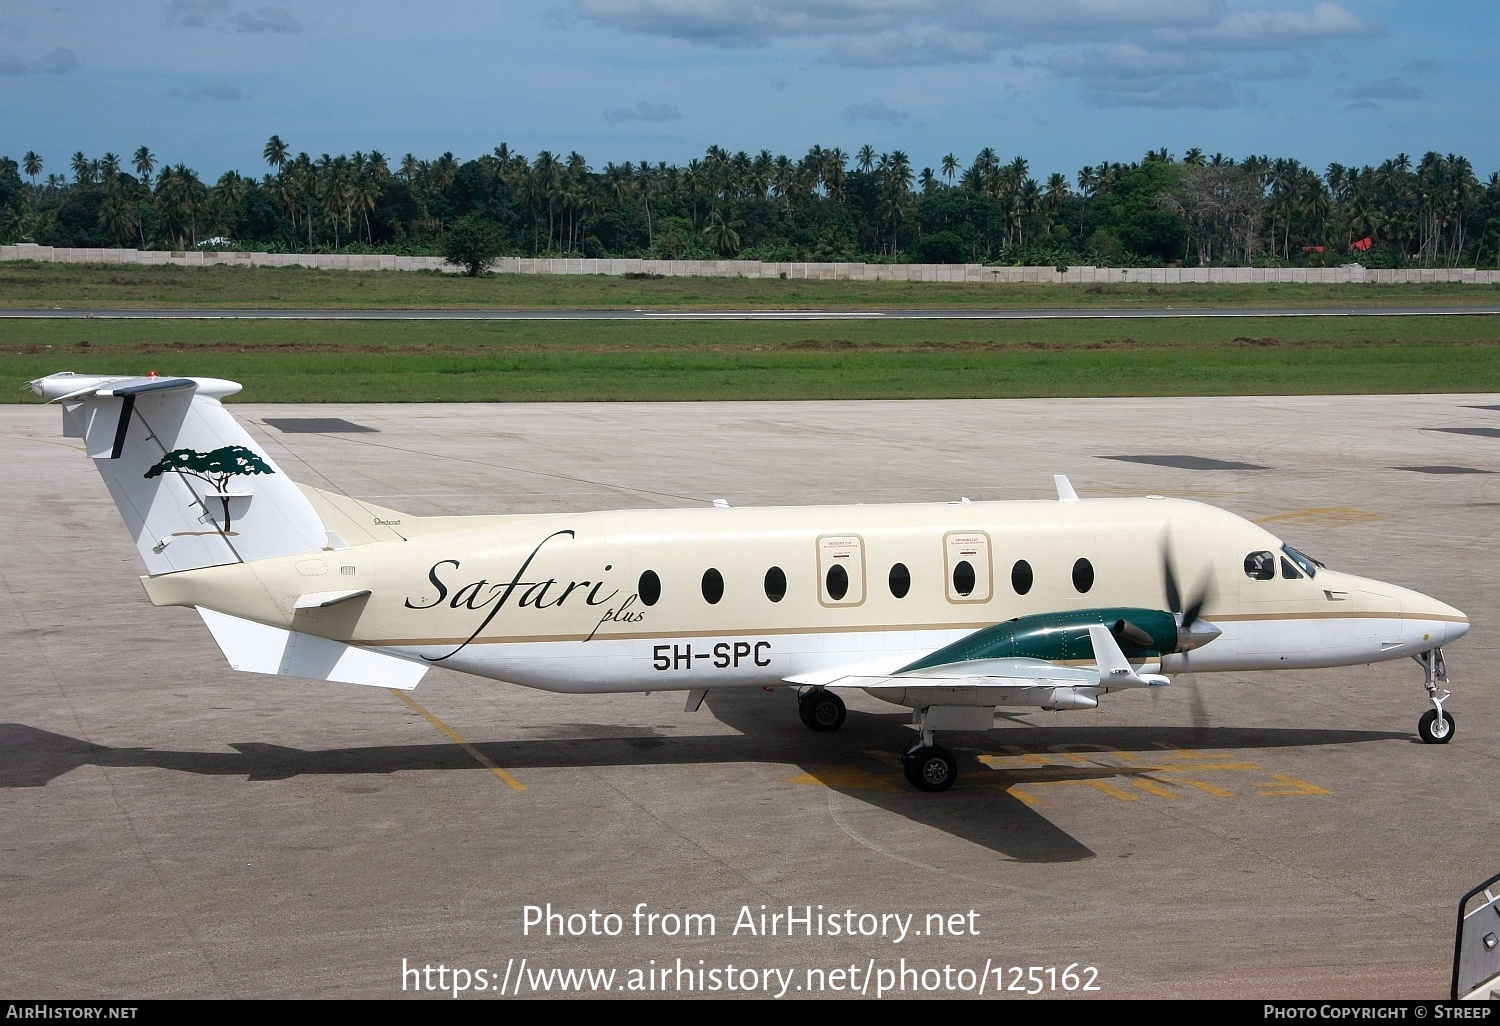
[{"xmin": 144, "ymin": 445, "xmax": 274, "ymax": 532}]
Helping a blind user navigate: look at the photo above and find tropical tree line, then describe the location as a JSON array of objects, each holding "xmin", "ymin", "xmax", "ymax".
[{"xmin": 3, "ymin": 138, "xmax": 1499, "ymax": 268}]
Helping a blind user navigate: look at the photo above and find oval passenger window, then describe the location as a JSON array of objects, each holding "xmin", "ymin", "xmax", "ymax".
[
  {"xmin": 1072, "ymin": 557, "xmax": 1094, "ymax": 594},
  {"xmin": 952, "ymin": 560, "xmax": 976, "ymax": 597},
  {"xmin": 888, "ymin": 562, "xmax": 911, "ymax": 599},
  {"xmin": 638, "ymin": 570, "xmax": 661, "ymax": 606},
  {"xmin": 826, "ymin": 563, "xmax": 849, "ymax": 601},
  {"xmin": 701, "ymin": 568, "xmax": 724, "ymax": 605},
  {"xmin": 764, "ymin": 566, "xmax": 787, "ymax": 602},
  {"xmin": 1011, "ymin": 559, "xmax": 1033, "ymax": 595}
]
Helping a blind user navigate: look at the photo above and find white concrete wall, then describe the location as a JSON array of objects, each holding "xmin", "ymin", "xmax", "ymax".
[{"xmin": 3, "ymin": 243, "xmax": 1498, "ymax": 284}]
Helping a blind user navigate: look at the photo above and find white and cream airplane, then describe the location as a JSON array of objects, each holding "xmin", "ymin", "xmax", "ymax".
[{"xmin": 31, "ymin": 371, "xmax": 1470, "ymax": 792}]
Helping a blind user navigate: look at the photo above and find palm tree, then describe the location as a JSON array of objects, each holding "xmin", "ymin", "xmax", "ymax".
[
  {"xmin": 211, "ymin": 171, "xmax": 249, "ymax": 240},
  {"xmin": 702, "ymin": 209, "xmax": 741, "ymax": 256},
  {"xmin": 23, "ymin": 151, "xmax": 42, "ymax": 186},
  {"xmin": 1043, "ymin": 173, "xmax": 1070, "ymax": 236},
  {"xmin": 856, "ymin": 145, "xmax": 875, "ymax": 173},
  {"xmin": 941, "ymin": 152, "xmax": 958, "ymax": 183},
  {"xmin": 632, "ymin": 158, "xmax": 654, "ymax": 250},
  {"xmin": 70, "ymin": 151, "xmax": 95, "ymax": 186},
  {"xmin": 98, "ymin": 186, "xmax": 136, "ymax": 245},
  {"xmin": 263, "ymin": 135, "xmax": 289, "ymax": 172},
  {"xmin": 132, "ymin": 147, "xmax": 156, "ymax": 188}
]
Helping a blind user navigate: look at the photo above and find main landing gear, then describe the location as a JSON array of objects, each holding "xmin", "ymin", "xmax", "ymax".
[
  {"xmin": 1414, "ymin": 648, "xmax": 1455, "ymax": 745},
  {"xmin": 902, "ymin": 735, "xmax": 958, "ymax": 793},
  {"xmin": 796, "ymin": 689, "xmax": 960, "ymax": 792},
  {"xmin": 797, "ymin": 687, "xmax": 846, "ymax": 732}
]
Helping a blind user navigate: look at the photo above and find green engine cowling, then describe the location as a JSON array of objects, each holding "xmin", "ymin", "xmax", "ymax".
[{"xmin": 898, "ymin": 607, "xmax": 1181, "ymax": 672}]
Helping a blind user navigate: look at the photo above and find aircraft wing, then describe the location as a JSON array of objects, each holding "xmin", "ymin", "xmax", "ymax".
[{"xmin": 787, "ymin": 625, "xmax": 1168, "ymax": 697}]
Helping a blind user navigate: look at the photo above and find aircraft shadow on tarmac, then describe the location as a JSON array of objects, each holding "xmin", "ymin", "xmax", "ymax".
[{"xmin": 0, "ymin": 694, "xmax": 1410, "ymax": 865}]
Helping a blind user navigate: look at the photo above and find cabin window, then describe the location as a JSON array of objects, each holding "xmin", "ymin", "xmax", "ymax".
[
  {"xmin": 1244, "ymin": 551, "xmax": 1275, "ymax": 580},
  {"xmin": 764, "ymin": 566, "xmax": 787, "ymax": 602},
  {"xmin": 952, "ymin": 560, "xmax": 976, "ymax": 597},
  {"xmin": 943, "ymin": 532, "xmax": 992, "ymax": 603},
  {"xmin": 816, "ymin": 534, "xmax": 865, "ymax": 606},
  {"xmin": 1280, "ymin": 557, "xmax": 1303, "ymax": 580},
  {"xmin": 1072, "ymin": 557, "xmax": 1094, "ymax": 593},
  {"xmin": 1011, "ymin": 559, "xmax": 1033, "ymax": 595},
  {"xmin": 638, "ymin": 569, "xmax": 661, "ymax": 606},
  {"xmin": 888, "ymin": 562, "xmax": 911, "ymax": 599},
  {"xmin": 826, "ymin": 564, "xmax": 849, "ymax": 601},
  {"xmin": 701, "ymin": 568, "xmax": 724, "ymax": 605}
]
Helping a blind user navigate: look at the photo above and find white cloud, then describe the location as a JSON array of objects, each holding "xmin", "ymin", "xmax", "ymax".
[
  {"xmin": 1163, "ymin": 2, "xmax": 1382, "ymax": 50},
  {"xmin": 1345, "ymin": 77, "xmax": 1423, "ymax": 102},
  {"xmin": 234, "ymin": 6, "xmax": 302, "ymax": 33},
  {"xmin": 166, "ymin": 0, "xmax": 228, "ymax": 27},
  {"xmin": 573, "ymin": 0, "xmax": 924, "ymax": 48},
  {"xmin": 0, "ymin": 46, "xmax": 79, "ymax": 75},
  {"xmin": 1239, "ymin": 54, "xmax": 1312, "ymax": 81},
  {"xmin": 1049, "ymin": 43, "xmax": 1217, "ymax": 81},
  {"xmin": 170, "ymin": 80, "xmax": 248, "ymax": 100},
  {"xmin": 844, "ymin": 97, "xmax": 908, "ymax": 123},
  {"xmin": 827, "ymin": 30, "xmax": 989, "ymax": 66},
  {"xmin": 603, "ymin": 101, "xmax": 684, "ymax": 124},
  {"xmin": 569, "ymin": 0, "xmax": 1388, "ymax": 111},
  {"xmin": 1088, "ymin": 74, "xmax": 1238, "ymax": 109}
]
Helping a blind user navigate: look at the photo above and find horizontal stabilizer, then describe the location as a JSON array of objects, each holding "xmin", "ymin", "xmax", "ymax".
[
  {"xmin": 293, "ymin": 589, "xmax": 371, "ymax": 610},
  {"xmin": 197, "ymin": 607, "xmax": 427, "ymax": 690}
]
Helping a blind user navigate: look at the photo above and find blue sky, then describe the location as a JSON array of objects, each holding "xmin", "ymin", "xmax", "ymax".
[{"xmin": 3, "ymin": 2, "xmax": 1495, "ymax": 182}]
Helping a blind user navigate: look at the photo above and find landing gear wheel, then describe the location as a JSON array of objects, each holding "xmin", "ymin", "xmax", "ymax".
[
  {"xmin": 902, "ymin": 744, "xmax": 957, "ymax": 792},
  {"xmin": 799, "ymin": 688, "xmax": 846, "ymax": 732},
  {"xmin": 1418, "ymin": 708, "xmax": 1455, "ymax": 744}
]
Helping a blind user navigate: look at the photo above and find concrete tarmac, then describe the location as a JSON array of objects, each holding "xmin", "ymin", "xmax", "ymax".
[
  {"xmin": 3, "ymin": 305, "xmax": 1500, "ymax": 321},
  {"xmin": 2, "ymin": 394, "xmax": 1498, "ymax": 999}
]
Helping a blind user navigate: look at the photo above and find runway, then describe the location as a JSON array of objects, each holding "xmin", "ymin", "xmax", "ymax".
[
  {"xmin": 3, "ymin": 305, "xmax": 1500, "ymax": 321},
  {"xmin": 2, "ymin": 394, "xmax": 1498, "ymax": 998}
]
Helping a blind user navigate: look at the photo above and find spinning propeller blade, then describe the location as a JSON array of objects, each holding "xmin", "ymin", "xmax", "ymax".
[
  {"xmin": 1159, "ymin": 529, "xmax": 1216, "ymax": 728},
  {"xmin": 1159, "ymin": 530, "xmax": 1220, "ymax": 652}
]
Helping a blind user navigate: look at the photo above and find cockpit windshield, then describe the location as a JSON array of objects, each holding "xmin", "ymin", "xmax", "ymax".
[{"xmin": 1281, "ymin": 544, "xmax": 1321, "ymax": 578}]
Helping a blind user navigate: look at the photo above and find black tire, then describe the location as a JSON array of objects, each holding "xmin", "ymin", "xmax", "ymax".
[
  {"xmin": 903, "ymin": 744, "xmax": 958, "ymax": 792},
  {"xmin": 1418, "ymin": 708, "xmax": 1455, "ymax": 744},
  {"xmin": 801, "ymin": 688, "xmax": 846, "ymax": 733}
]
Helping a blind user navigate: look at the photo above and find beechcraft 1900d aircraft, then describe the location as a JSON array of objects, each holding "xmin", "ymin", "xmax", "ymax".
[{"xmin": 30, "ymin": 372, "xmax": 1470, "ymax": 792}]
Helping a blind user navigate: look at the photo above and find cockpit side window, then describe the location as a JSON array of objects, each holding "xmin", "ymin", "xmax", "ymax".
[
  {"xmin": 1280, "ymin": 556, "xmax": 1303, "ymax": 580},
  {"xmin": 1244, "ymin": 551, "xmax": 1276, "ymax": 580},
  {"xmin": 1281, "ymin": 545, "xmax": 1319, "ymax": 578}
]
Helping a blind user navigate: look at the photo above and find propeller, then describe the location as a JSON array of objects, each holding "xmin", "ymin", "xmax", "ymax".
[
  {"xmin": 1160, "ymin": 531, "xmax": 1220, "ymax": 654},
  {"xmin": 1159, "ymin": 531, "xmax": 1219, "ymax": 731}
]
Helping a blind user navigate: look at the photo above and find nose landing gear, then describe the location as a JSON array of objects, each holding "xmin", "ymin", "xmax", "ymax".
[{"xmin": 1414, "ymin": 648, "xmax": 1455, "ymax": 745}]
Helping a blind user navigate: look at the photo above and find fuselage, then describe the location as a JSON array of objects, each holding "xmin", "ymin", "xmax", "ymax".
[{"xmin": 142, "ymin": 495, "xmax": 1469, "ymax": 696}]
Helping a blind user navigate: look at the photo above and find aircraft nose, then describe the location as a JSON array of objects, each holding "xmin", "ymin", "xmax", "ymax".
[{"xmin": 1402, "ymin": 589, "xmax": 1468, "ymax": 645}]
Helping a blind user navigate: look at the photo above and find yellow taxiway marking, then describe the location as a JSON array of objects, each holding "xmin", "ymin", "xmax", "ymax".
[
  {"xmin": 783, "ymin": 765, "xmax": 903, "ymax": 793},
  {"xmin": 781, "ymin": 745, "xmax": 1331, "ymax": 802},
  {"xmin": 1253, "ymin": 774, "xmax": 1333, "ymax": 797},
  {"xmin": 1253, "ymin": 506, "xmax": 1383, "ymax": 528},
  {"xmin": 389, "ymin": 689, "xmax": 526, "ymax": 791}
]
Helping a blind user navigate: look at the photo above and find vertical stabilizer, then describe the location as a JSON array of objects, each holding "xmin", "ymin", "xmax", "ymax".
[{"xmin": 32, "ymin": 372, "xmax": 329, "ymax": 575}]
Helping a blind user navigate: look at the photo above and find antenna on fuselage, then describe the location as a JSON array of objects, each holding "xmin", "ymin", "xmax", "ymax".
[{"xmin": 1054, "ymin": 475, "xmax": 1079, "ymax": 502}]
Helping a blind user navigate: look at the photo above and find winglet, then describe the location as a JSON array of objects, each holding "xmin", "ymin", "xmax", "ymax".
[
  {"xmin": 1054, "ymin": 475, "xmax": 1079, "ymax": 501},
  {"xmin": 1087, "ymin": 624, "xmax": 1167, "ymax": 688}
]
